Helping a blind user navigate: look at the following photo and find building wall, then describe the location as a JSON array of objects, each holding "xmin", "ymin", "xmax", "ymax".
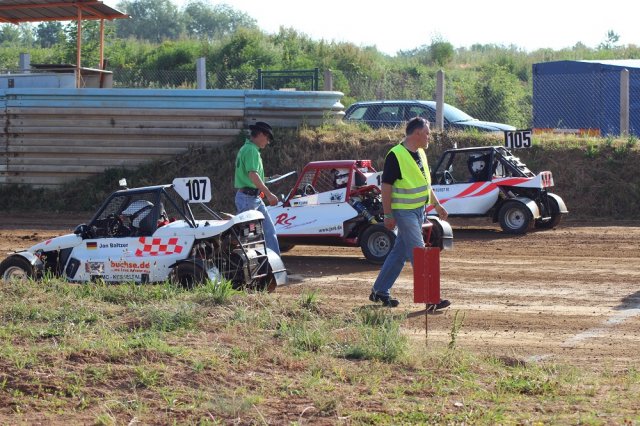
[{"xmin": 532, "ymin": 60, "xmax": 640, "ymax": 136}]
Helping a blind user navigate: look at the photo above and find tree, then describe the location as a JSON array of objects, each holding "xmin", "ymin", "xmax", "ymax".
[
  {"xmin": 466, "ymin": 64, "xmax": 531, "ymax": 128},
  {"xmin": 598, "ymin": 30, "xmax": 620, "ymax": 50},
  {"xmin": 62, "ymin": 21, "xmax": 105, "ymax": 67},
  {"xmin": 36, "ymin": 22, "xmax": 64, "ymax": 48},
  {"xmin": 428, "ymin": 38, "xmax": 454, "ymax": 67},
  {"xmin": 183, "ymin": 1, "xmax": 256, "ymax": 40},
  {"xmin": 0, "ymin": 24, "xmax": 23, "ymax": 45},
  {"xmin": 116, "ymin": 0, "xmax": 185, "ymax": 42}
]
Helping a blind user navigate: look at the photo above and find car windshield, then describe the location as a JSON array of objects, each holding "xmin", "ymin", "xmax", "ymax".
[{"xmin": 443, "ymin": 104, "xmax": 475, "ymax": 123}]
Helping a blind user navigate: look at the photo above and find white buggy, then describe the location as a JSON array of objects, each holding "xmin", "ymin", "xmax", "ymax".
[
  {"xmin": 267, "ymin": 160, "xmax": 453, "ymax": 264},
  {"xmin": 0, "ymin": 178, "xmax": 287, "ymax": 290}
]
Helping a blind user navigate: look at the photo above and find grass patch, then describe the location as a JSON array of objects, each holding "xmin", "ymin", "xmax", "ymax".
[
  {"xmin": 0, "ymin": 279, "xmax": 639, "ymax": 424},
  {"xmin": 341, "ymin": 309, "xmax": 408, "ymax": 362}
]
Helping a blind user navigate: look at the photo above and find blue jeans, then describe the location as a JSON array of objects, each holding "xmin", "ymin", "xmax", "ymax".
[
  {"xmin": 372, "ymin": 206, "xmax": 425, "ymax": 297},
  {"xmin": 235, "ymin": 191, "xmax": 281, "ymax": 255}
]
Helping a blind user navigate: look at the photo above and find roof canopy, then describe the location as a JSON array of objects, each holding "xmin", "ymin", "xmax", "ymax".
[
  {"xmin": 0, "ymin": 1, "xmax": 128, "ymax": 87},
  {"xmin": 0, "ymin": 0, "xmax": 127, "ymax": 24}
]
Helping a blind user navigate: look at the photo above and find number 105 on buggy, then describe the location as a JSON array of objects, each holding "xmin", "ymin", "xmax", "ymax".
[{"xmin": 504, "ymin": 129, "xmax": 532, "ymax": 149}]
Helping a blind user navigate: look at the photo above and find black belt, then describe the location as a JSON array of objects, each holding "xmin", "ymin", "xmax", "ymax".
[{"xmin": 239, "ymin": 188, "xmax": 260, "ymax": 196}]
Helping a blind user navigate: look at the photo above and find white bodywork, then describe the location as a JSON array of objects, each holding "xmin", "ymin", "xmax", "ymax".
[
  {"xmin": 429, "ymin": 171, "xmax": 557, "ymax": 218},
  {"xmin": 269, "ymin": 191, "xmax": 358, "ymax": 237},
  {"xmin": 263, "ymin": 160, "xmax": 454, "ymax": 264},
  {"xmin": 14, "ymin": 207, "xmax": 266, "ymax": 284}
]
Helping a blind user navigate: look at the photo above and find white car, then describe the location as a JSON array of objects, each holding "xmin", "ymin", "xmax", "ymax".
[
  {"xmin": 430, "ymin": 146, "xmax": 568, "ymax": 233},
  {"xmin": 0, "ymin": 178, "xmax": 287, "ymax": 290},
  {"xmin": 267, "ymin": 160, "xmax": 453, "ymax": 264}
]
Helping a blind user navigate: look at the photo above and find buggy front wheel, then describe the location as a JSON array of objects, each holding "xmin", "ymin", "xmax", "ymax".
[
  {"xmin": 498, "ymin": 201, "xmax": 532, "ymax": 234},
  {"xmin": 0, "ymin": 256, "xmax": 36, "ymax": 282}
]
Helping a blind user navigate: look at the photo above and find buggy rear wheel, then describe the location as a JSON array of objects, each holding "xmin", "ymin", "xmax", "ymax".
[
  {"xmin": 360, "ymin": 225, "xmax": 396, "ymax": 265},
  {"xmin": 535, "ymin": 196, "xmax": 562, "ymax": 230},
  {"xmin": 254, "ymin": 272, "xmax": 278, "ymax": 293},
  {"xmin": 172, "ymin": 262, "xmax": 205, "ymax": 289},
  {"xmin": 0, "ymin": 256, "xmax": 35, "ymax": 282}
]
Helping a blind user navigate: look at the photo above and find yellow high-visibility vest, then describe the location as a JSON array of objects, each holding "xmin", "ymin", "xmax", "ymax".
[{"xmin": 389, "ymin": 144, "xmax": 431, "ymax": 210}]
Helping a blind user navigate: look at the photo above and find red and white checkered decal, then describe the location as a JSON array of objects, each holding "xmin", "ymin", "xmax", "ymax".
[{"xmin": 135, "ymin": 237, "xmax": 184, "ymax": 257}]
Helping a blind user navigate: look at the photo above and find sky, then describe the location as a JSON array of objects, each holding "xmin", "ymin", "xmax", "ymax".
[{"xmin": 102, "ymin": 0, "xmax": 639, "ymax": 55}]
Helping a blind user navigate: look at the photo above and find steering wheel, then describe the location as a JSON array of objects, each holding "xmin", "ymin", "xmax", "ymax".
[
  {"xmin": 443, "ymin": 170, "xmax": 455, "ymax": 185},
  {"xmin": 106, "ymin": 213, "xmax": 129, "ymax": 237},
  {"xmin": 302, "ymin": 184, "xmax": 317, "ymax": 196}
]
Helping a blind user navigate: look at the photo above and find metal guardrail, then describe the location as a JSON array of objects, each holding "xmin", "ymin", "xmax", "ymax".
[{"xmin": 0, "ymin": 88, "xmax": 344, "ymax": 187}]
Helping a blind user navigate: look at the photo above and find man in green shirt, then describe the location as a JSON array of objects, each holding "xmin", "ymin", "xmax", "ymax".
[{"xmin": 234, "ymin": 121, "xmax": 281, "ymax": 255}]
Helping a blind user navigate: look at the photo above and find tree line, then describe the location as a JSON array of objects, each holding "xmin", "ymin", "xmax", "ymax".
[{"xmin": 1, "ymin": 0, "xmax": 638, "ymax": 128}]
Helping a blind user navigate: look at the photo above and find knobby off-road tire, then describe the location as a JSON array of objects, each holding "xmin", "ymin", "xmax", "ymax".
[
  {"xmin": 171, "ymin": 262, "xmax": 205, "ymax": 289},
  {"xmin": 535, "ymin": 196, "xmax": 562, "ymax": 230},
  {"xmin": 0, "ymin": 256, "xmax": 36, "ymax": 282},
  {"xmin": 360, "ymin": 225, "xmax": 396, "ymax": 265},
  {"xmin": 498, "ymin": 201, "xmax": 532, "ymax": 234}
]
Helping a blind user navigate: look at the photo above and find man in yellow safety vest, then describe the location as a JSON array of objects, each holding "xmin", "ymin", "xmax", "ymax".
[{"xmin": 369, "ymin": 117, "xmax": 450, "ymax": 309}]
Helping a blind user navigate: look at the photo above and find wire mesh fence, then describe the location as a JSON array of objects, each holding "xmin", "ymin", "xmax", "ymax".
[
  {"xmin": 4, "ymin": 65, "xmax": 635, "ymax": 136},
  {"xmin": 109, "ymin": 68, "xmax": 543, "ymax": 130}
]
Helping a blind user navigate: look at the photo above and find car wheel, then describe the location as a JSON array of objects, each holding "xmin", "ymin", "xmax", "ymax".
[
  {"xmin": 171, "ymin": 262, "xmax": 205, "ymax": 289},
  {"xmin": 360, "ymin": 225, "xmax": 396, "ymax": 265},
  {"xmin": 0, "ymin": 256, "xmax": 35, "ymax": 282},
  {"xmin": 498, "ymin": 201, "xmax": 532, "ymax": 234},
  {"xmin": 535, "ymin": 196, "xmax": 562, "ymax": 229}
]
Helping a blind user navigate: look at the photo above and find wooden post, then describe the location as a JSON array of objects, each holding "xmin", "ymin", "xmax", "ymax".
[
  {"xmin": 323, "ymin": 69, "xmax": 333, "ymax": 91},
  {"xmin": 196, "ymin": 57, "xmax": 206, "ymax": 89},
  {"xmin": 99, "ymin": 19, "xmax": 105, "ymax": 69},
  {"xmin": 76, "ymin": 6, "xmax": 82, "ymax": 88},
  {"xmin": 435, "ymin": 70, "xmax": 445, "ymax": 131},
  {"xmin": 620, "ymin": 69, "xmax": 629, "ymax": 136}
]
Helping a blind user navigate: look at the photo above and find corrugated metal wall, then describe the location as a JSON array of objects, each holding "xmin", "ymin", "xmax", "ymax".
[
  {"xmin": 532, "ymin": 60, "xmax": 640, "ymax": 136},
  {"xmin": 0, "ymin": 88, "xmax": 344, "ymax": 187}
]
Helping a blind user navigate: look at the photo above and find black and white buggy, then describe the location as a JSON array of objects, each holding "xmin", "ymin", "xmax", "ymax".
[{"xmin": 0, "ymin": 177, "xmax": 287, "ymax": 290}]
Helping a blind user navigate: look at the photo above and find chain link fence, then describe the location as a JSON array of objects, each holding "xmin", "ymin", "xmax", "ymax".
[
  {"xmin": 112, "ymin": 69, "xmax": 256, "ymax": 89},
  {"xmin": 6, "ymin": 64, "xmax": 634, "ymax": 136}
]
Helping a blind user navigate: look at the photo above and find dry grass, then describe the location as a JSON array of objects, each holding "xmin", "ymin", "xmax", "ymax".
[{"xmin": 1, "ymin": 123, "xmax": 638, "ymax": 219}]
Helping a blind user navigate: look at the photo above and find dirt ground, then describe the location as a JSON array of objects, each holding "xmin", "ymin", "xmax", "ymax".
[{"xmin": 2, "ymin": 215, "xmax": 639, "ymax": 372}]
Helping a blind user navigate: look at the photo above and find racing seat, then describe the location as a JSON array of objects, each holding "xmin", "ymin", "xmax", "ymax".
[
  {"xmin": 136, "ymin": 211, "xmax": 157, "ymax": 236},
  {"xmin": 467, "ymin": 153, "xmax": 491, "ymax": 182}
]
